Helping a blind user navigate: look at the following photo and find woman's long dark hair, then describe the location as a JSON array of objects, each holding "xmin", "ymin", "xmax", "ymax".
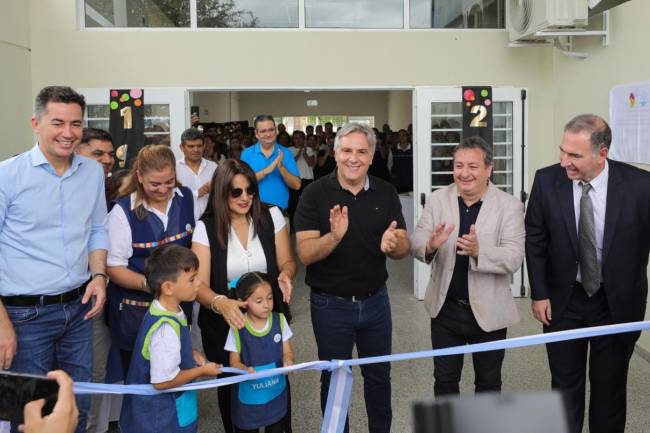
[{"xmin": 205, "ymin": 159, "xmax": 266, "ymax": 249}]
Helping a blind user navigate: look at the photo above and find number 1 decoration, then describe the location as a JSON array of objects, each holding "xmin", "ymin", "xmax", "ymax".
[
  {"xmin": 109, "ymin": 89, "xmax": 145, "ymax": 169},
  {"xmin": 462, "ymin": 86, "xmax": 493, "ymax": 147}
]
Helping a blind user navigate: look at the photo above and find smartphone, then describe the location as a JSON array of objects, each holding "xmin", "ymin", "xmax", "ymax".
[{"xmin": 0, "ymin": 371, "xmax": 59, "ymax": 423}]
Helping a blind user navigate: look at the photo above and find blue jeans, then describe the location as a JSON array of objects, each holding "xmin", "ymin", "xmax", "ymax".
[
  {"xmin": 310, "ymin": 286, "xmax": 392, "ymax": 433},
  {"xmin": 6, "ymin": 298, "xmax": 92, "ymax": 433}
]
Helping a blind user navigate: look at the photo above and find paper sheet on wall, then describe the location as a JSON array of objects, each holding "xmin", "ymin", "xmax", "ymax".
[{"xmin": 609, "ymin": 81, "xmax": 650, "ymax": 164}]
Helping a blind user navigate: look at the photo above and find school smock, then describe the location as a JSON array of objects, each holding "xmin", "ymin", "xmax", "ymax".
[
  {"xmin": 120, "ymin": 302, "xmax": 198, "ymax": 433},
  {"xmin": 106, "ymin": 187, "xmax": 195, "ymax": 382},
  {"xmin": 227, "ymin": 312, "xmax": 290, "ymax": 430}
]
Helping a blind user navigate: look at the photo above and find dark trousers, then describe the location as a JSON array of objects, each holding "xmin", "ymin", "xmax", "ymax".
[
  {"xmin": 310, "ymin": 286, "xmax": 392, "ymax": 433},
  {"xmin": 545, "ymin": 286, "xmax": 635, "ymax": 433},
  {"xmin": 430, "ymin": 298, "xmax": 507, "ymax": 396}
]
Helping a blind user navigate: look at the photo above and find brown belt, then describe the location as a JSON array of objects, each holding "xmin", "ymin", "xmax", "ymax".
[{"xmin": 121, "ymin": 298, "xmax": 151, "ymax": 308}]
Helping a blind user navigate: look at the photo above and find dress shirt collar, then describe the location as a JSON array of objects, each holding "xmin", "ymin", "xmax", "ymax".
[
  {"xmin": 573, "ymin": 159, "xmax": 609, "ymax": 192},
  {"xmin": 129, "ymin": 187, "xmax": 184, "ymax": 211},
  {"xmin": 326, "ymin": 170, "xmax": 371, "ymax": 192},
  {"xmin": 178, "ymin": 157, "xmax": 208, "ymax": 172},
  {"xmin": 29, "ymin": 143, "xmax": 84, "ymax": 177}
]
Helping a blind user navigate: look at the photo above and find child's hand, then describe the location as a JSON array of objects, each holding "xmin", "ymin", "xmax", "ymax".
[
  {"xmin": 284, "ymin": 358, "xmax": 294, "ymax": 375},
  {"xmin": 202, "ymin": 362, "xmax": 222, "ymax": 376},
  {"xmin": 192, "ymin": 350, "xmax": 206, "ymax": 367}
]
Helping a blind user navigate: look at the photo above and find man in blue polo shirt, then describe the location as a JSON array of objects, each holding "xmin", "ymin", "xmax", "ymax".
[{"xmin": 241, "ymin": 115, "xmax": 301, "ymax": 210}]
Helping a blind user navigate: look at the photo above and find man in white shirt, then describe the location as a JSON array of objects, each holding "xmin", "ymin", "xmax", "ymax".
[{"xmin": 175, "ymin": 128, "xmax": 218, "ymax": 219}]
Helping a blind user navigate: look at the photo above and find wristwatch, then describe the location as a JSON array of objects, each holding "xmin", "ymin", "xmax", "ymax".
[{"xmin": 91, "ymin": 272, "xmax": 109, "ymax": 284}]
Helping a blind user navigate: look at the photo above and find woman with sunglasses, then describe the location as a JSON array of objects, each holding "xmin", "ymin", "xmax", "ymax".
[{"xmin": 192, "ymin": 159, "xmax": 295, "ymax": 433}]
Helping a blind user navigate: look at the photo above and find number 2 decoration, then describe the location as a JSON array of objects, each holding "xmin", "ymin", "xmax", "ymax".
[{"xmin": 462, "ymin": 86, "xmax": 493, "ymax": 146}]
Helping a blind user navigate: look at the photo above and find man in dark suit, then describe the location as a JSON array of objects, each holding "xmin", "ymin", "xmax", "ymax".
[{"xmin": 525, "ymin": 114, "xmax": 650, "ymax": 433}]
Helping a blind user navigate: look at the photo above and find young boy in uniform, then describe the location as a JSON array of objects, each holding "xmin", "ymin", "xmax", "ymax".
[{"xmin": 120, "ymin": 244, "xmax": 221, "ymax": 433}]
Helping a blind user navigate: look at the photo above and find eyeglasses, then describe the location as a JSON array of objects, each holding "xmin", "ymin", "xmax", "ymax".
[
  {"xmin": 256, "ymin": 127, "xmax": 276, "ymax": 135},
  {"xmin": 230, "ymin": 187, "xmax": 256, "ymax": 198}
]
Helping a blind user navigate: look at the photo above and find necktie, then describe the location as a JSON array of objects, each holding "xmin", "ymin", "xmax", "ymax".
[{"xmin": 578, "ymin": 182, "xmax": 600, "ymax": 296}]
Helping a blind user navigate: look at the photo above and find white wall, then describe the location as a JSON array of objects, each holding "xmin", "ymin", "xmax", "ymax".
[
  {"xmin": 0, "ymin": 0, "xmax": 33, "ymax": 160},
  {"xmin": 192, "ymin": 91, "xmax": 240, "ymax": 122},
  {"xmin": 387, "ymin": 91, "xmax": 412, "ymax": 131},
  {"xmin": 237, "ymin": 91, "xmax": 390, "ymax": 126},
  {"xmin": 193, "ymin": 90, "xmax": 412, "ymax": 130},
  {"xmin": 26, "ymin": 0, "xmax": 557, "ymax": 183}
]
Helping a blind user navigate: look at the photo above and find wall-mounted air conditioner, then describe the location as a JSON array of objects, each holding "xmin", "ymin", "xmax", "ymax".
[{"xmin": 508, "ymin": 0, "xmax": 589, "ymax": 42}]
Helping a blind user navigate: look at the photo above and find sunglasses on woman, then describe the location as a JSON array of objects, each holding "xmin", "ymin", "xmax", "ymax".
[{"xmin": 230, "ymin": 187, "xmax": 256, "ymax": 198}]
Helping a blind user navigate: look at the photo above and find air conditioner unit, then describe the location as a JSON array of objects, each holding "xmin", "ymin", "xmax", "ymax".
[{"xmin": 508, "ymin": 0, "xmax": 589, "ymax": 42}]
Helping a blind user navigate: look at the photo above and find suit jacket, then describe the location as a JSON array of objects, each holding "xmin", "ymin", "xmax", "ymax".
[
  {"xmin": 411, "ymin": 182, "xmax": 525, "ymax": 332},
  {"xmin": 525, "ymin": 160, "xmax": 650, "ymax": 325}
]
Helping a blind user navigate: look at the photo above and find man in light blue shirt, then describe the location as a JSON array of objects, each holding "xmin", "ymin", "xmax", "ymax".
[
  {"xmin": 241, "ymin": 115, "xmax": 301, "ymax": 210},
  {"xmin": 0, "ymin": 86, "xmax": 108, "ymax": 433}
]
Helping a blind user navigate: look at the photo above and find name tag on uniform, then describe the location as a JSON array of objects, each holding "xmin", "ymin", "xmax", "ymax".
[{"xmin": 238, "ymin": 362, "xmax": 286, "ymax": 405}]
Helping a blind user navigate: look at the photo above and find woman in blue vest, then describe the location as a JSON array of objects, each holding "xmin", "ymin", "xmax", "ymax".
[
  {"xmin": 106, "ymin": 144, "xmax": 199, "ymax": 382},
  {"xmin": 192, "ymin": 159, "xmax": 296, "ymax": 433}
]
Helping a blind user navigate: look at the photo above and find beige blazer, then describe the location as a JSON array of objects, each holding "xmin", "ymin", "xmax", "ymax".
[{"xmin": 411, "ymin": 182, "xmax": 525, "ymax": 332}]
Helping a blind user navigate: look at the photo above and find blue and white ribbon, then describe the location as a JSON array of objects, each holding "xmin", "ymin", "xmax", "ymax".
[{"xmin": 72, "ymin": 320, "xmax": 650, "ymax": 433}]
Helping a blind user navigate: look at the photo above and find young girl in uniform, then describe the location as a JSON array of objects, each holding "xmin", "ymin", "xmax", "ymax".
[{"xmin": 225, "ymin": 272, "xmax": 294, "ymax": 433}]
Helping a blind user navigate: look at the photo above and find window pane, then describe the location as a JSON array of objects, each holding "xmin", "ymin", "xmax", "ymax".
[
  {"xmin": 85, "ymin": 0, "xmax": 190, "ymax": 28},
  {"xmin": 85, "ymin": 103, "xmax": 171, "ymax": 146},
  {"xmin": 144, "ymin": 104, "xmax": 170, "ymax": 118},
  {"xmin": 432, "ymin": 173, "xmax": 453, "ymax": 189},
  {"xmin": 88, "ymin": 119, "xmax": 110, "ymax": 131},
  {"xmin": 198, "ymin": 0, "xmax": 298, "ymax": 27},
  {"xmin": 306, "ymin": 0, "xmax": 403, "ymax": 28},
  {"xmin": 87, "ymin": 105, "xmax": 109, "ymax": 119},
  {"xmin": 410, "ymin": 0, "xmax": 505, "ymax": 29}
]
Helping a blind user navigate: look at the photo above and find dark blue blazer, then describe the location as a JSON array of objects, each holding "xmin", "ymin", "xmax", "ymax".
[{"xmin": 525, "ymin": 159, "xmax": 650, "ymax": 326}]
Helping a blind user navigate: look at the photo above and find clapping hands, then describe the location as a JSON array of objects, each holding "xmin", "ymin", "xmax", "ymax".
[
  {"xmin": 329, "ymin": 205, "xmax": 349, "ymax": 242},
  {"xmin": 426, "ymin": 222, "xmax": 456, "ymax": 255}
]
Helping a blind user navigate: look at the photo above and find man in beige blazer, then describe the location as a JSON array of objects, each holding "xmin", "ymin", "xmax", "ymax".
[{"xmin": 411, "ymin": 136, "xmax": 524, "ymax": 396}]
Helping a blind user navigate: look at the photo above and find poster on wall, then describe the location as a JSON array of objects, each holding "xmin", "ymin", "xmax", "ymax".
[
  {"xmin": 609, "ymin": 81, "xmax": 650, "ymax": 164},
  {"xmin": 109, "ymin": 89, "xmax": 145, "ymax": 169},
  {"xmin": 462, "ymin": 86, "xmax": 493, "ymax": 146}
]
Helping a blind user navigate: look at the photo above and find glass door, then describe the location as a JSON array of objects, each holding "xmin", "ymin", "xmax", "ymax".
[{"xmin": 413, "ymin": 86, "xmax": 527, "ymax": 299}]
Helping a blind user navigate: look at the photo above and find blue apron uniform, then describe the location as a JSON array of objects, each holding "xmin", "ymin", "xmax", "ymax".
[
  {"xmin": 120, "ymin": 303, "xmax": 198, "ymax": 433},
  {"xmin": 106, "ymin": 187, "xmax": 194, "ymax": 382},
  {"xmin": 232, "ymin": 312, "xmax": 288, "ymax": 430}
]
